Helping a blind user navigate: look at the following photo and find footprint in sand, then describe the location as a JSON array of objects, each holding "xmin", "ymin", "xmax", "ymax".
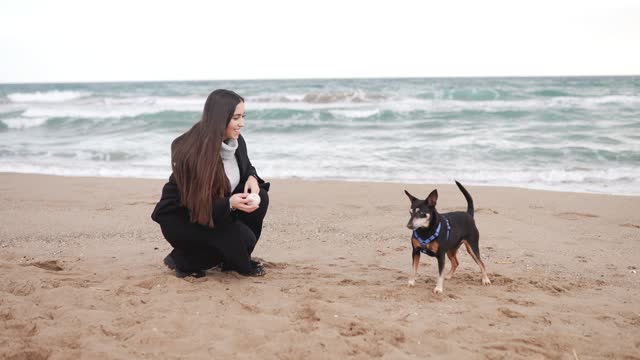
[
  {"xmin": 24, "ymin": 260, "xmax": 64, "ymax": 271},
  {"xmin": 506, "ymin": 298, "xmax": 535, "ymax": 307},
  {"xmin": 0, "ymin": 309, "xmax": 14, "ymax": 321},
  {"xmin": 375, "ymin": 205, "xmax": 396, "ymax": 212},
  {"xmin": 619, "ymin": 311, "xmax": 640, "ymax": 326},
  {"xmin": 296, "ymin": 306, "xmax": 320, "ymax": 322},
  {"xmin": 476, "ymin": 208, "xmax": 499, "ymax": 214},
  {"xmin": 339, "ymin": 323, "xmax": 406, "ymax": 352},
  {"xmin": 556, "ymin": 212, "xmax": 598, "ymax": 220},
  {"xmin": 136, "ymin": 276, "xmax": 170, "ymax": 290},
  {"xmin": 4, "ymin": 281, "xmax": 36, "ymax": 296},
  {"xmin": 534, "ymin": 316, "xmax": 552, "ymax": 326},
  {"xmin": 338, "ymin": 279, "xmax": 366, "ymax": 286},
  {"xmin": 484, "ymin": 338, "xmax": 553, "ymax": 358},
  {"xmin": 498, "ymin": 307, "xmax": 526, "ymax": 319},
  {"xmin": 126, "ymin": 201, "xmax": 157, "ymax": 206},
  {"xmin": 339, "ymin": 321, "xmax": 368, "ymax": 337},
  {"xmin": 528, "ymin": 279, "xmax": 570, "ymax": 294},
  {"xmin": 294, "ymin": 305, "xmax": 320, "ymax": 333}
]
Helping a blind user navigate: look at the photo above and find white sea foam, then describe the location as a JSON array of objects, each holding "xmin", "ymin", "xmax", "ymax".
[
  {"xmin": 1, "ymin": 117, "xmax": 49, "ymax": 129},
  {"xmin": 7, "ymin": 90, "xmax": 91, "ymax": 103},
  {"xmin": 329, "ymin": 109, "xmax": 381, "ymax": 118},
  {"xmin": 385, "ymin": 95, "xmax": 640, "ymax": 113},
  {"xmin": 101, "ymin": 96, "xmax": 203, "ymax": 108},
  {"xmin": 588, "ymin": 95, "xmax": 640, "ymax": 106},
  {"xmin": 249, "ymin": 100, "xmax": 368, "ymax": 111},
  {"xmin": 247, "ymin": 90, "xmax": 387, "ymax": 105},
  {"xmin": 0, "ymin": 162, "xmax": 169, "ymax": 179},
  {"xmin": 246, "ymin": 93, "xmax": 307, "ymax": 103},
  {"xmin": 21, "ymin": 106, "xmax": 149, "ymax": 119},
  {"xmin": 23, "ymin": 106, "xmax": 175, "ymax": 120},
  {"xmin": 152, "ymin": 96, "xmax": 204, "ymax": 108},
  {"xmin": 15, "ymin": 96, "xmax": 203, "ymax": 119},
  {"xmin": 253, "ymin": 158, "xmax": 640, "ymax": 195},
  {"xmin": 10, "ymin": 92, "xmax": 637, "ymax": 121},
  {"xmin": 1, "ymin": 150, "xmax": 638, "ymax": 195}
]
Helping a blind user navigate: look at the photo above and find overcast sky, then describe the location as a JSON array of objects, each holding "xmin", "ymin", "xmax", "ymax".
[{"xmin": 1, "ymin": 0, "xmax": 638, "ymax": 83}]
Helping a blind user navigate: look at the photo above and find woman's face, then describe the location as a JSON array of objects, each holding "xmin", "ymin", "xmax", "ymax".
[{"xmin": 224, "ymin": 102, "xmax": 245, "ymax": 140}]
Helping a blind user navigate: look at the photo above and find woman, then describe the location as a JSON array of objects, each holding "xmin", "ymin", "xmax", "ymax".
[{"xmin": 151, "ymin": 89, "xmax": 269, "ymax": 277}]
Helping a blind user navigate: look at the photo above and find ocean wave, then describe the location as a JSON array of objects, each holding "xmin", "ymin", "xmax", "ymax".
[
  {"xmin": 248, "ymin": 90, "xmax": 387, "ymax": 104},
  {"xmin": 387, "ymin": 95, "xmax": 640, "ymax": 112},
  {"xmin": 21, "ymin": 107, "xmax": 149, "ymax": 119},
  {"xmin": 0, "ymin": 117, "xmax": 49, "ymax": 129},
  {"xmin": 101, "ymin": 96, "xmax": 204, "ymax": 108},
  {"xmin": 532, "ymin": 89, "xmax": 573, "ymax": 97},
  {"xmin": 7, "ymin": 90, "xmax": 92, "ymax": 103},
  {"xmin": 6, "ymin": 92, "xmax": 638, "ymax": 122},
  {"xmin": 20, "ymin": 104, "xmax": 200, "ymax": 120},
  {"xmin": 245, "ymin": 95, "xmax": 640, "ymax": 113},
  {"xmin": 589, "ymin": 95, "xmax": 640, "ymax": 106},
  {"xmin": 449, "ymin": 88, "xmax": 501, "ymax": 101},
  {"xmin": 303, "ymin": 90, "xmax": 385, "ymax": 103},
  {"xmin": 246, "ymin": 93, "xmax": 307, "ymax": 103},
  {"xmin": 329, "ymin": 109, "xmax": 381, "ymax": 118},
  {"xmin": 251, "ymin": 158, "xmax": 640, "ymax": 195},
  {"xmin": 1, "ymin": 143, "xmax": 639, "ymax": 195},
  {"xmin": 0, "ymin": 111, "xmax": 198, "ymax": 134}
]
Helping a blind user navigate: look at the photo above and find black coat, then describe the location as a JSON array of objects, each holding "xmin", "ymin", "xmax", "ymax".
[{"xmin": 151, "ymin": 135, "xmax": 269, "ymax": 226}]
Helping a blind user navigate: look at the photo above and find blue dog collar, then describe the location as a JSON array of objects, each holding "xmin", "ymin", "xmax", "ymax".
[{"xmin": 414, "ymin": 217, "xmax": 451, "ymax": 254}]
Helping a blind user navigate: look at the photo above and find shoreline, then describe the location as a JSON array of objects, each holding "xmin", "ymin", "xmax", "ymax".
[
  {"xmin": 1, "ymin": 172, "xmax": 639, "ymax": 359},
  {"xmin": 1, "ymin": 171, "xmax": 638, "ymax": 197}
]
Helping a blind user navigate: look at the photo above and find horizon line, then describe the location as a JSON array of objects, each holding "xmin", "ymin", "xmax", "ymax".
[{"xmin": 1, "ymin": 74, "xmax": 638, "ymax": 86}]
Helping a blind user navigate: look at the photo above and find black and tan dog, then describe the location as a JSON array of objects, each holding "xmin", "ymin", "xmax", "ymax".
[{"xmin": 404, "ymin": 181, "xmax": 491, "ymax": 293}]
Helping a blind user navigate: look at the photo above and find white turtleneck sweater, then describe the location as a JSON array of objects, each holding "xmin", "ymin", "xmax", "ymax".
[{"xmin": 220, "ymin": 139, "xmax": 240, "ymax": 191}]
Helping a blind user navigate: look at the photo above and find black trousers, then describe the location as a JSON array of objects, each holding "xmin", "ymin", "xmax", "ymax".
[{"xmin": 158, "ymin": 190, "xmax": 269, "ymax": 274}]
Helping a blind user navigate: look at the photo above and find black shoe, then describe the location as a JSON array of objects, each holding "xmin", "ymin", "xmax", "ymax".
[
  {"xmin": 220, "ymin": 262, "xmax": 233, "ymax": 272},
  {"xmin": 220, "ymin": 260, "xmax": 264, "ymax": 272},
  {"xmin": 240, "ymin": 266, "xmax": 266, "ymax": 277},
  {"xmin": 190, "ymin": 270, "xmax": 206, "ymax": 278},
  {"xmin": 164, "ymin": 254, "xmax": 206, "ymax": 278}
]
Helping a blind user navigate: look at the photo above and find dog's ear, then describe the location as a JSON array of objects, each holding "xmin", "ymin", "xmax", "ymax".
[
  {"xmin": 404, "ymin": 190, "xmax": 417, "ymax": 203},
  {"xmin": 426, "ymin": 189, "xmax": 438, "ymax": 206}
]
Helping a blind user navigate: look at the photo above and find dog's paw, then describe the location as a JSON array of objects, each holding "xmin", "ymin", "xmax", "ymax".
[
  {"xmin": 433, "ymin": 287, "xmax": 443, "ymax": 294},
  {"xmin": 482, "ymin": 277, "xmax": 492, "ymax": 286},
  {"xmin": 407, "ymin": 279, "xmax": 416, "ymax": 287}
]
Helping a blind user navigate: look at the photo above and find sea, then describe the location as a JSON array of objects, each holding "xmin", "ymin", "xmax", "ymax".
[{"xmin": 1, "ymin": 77, "xmax": 639, "ymax": 195}]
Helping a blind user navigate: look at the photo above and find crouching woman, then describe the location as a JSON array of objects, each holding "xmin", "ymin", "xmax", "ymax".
[{"xmin": 151, "ymin": 89, "xmax": 269, "ymax": 278}]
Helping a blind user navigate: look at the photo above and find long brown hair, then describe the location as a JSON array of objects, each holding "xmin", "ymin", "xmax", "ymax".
[{"xmin": 171, "ymin": 89, "xmax": 244, "ymax": 227}]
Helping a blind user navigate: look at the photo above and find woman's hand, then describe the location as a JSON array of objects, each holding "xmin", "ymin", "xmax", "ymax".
[
  {"xmin": 244, "ymin": 175, "xmax": 260, "ymax": 196},
  {"xmin": 230, "ymin": 193, "xmax": 259, "ymax": 213}
]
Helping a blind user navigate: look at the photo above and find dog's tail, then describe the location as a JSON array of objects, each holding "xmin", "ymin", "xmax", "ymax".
[{"xmin": 455, "ymin": 180, "xmax": 474, "ymax": 218}]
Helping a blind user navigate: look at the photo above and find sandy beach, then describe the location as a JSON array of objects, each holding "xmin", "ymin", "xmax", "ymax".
[{"xmin": 0, "ymin": 172, "xmax": 639, "ymax": 359}]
